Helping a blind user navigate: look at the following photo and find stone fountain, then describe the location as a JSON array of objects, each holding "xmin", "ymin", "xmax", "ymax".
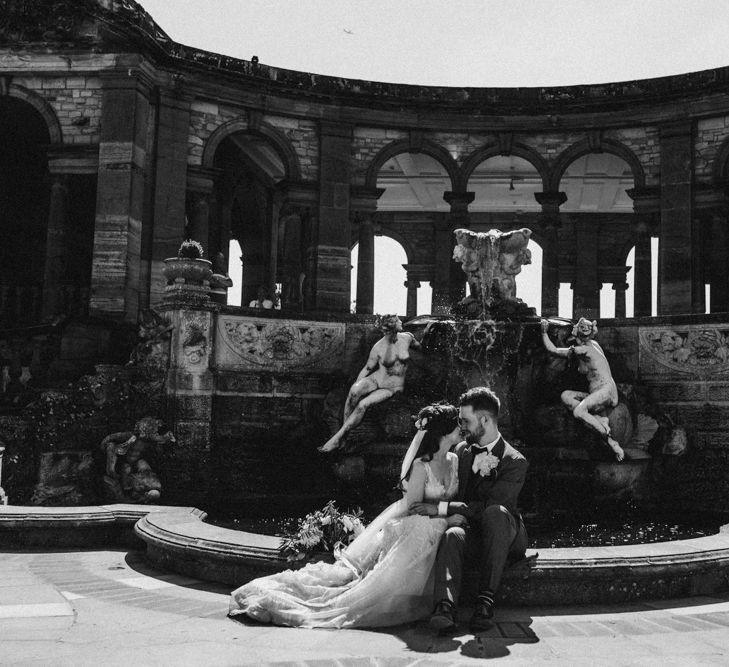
[{"xmin": 393, "ymin": 226, "xmax": 659, "ymax": 521}]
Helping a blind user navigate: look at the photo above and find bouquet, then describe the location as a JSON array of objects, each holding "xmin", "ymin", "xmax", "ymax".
[{"xmin": 280, "ymin": 500, "xmax": 365, "ymax": 562}]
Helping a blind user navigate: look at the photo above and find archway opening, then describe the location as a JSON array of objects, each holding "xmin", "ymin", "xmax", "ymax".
[
  {"xmin": 212, "ymin": 133, "xmax": 286, "ymax": 308},
  {"xmin": 358, "ymin": 151, "xmax": 452, "ymax": 316},
  {"xmin": 558, "ymin": 152, "xmax": 636, "ymax": 319},
  {"xmin": 377, "ymin": 152, "xmax": 452, "ymax": 212},
  {"xmin": 468, "ymin": 155, "xmax": 542, "ymax": 213},
  {"xmin": 0, "ymin": 96, "xmax": 51, "ymax": 327},
  {"xmin": 351, "ymin": 236, "xmax": 413, "ymax": 316}
]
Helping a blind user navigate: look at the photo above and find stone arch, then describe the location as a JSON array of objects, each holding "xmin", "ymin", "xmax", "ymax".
[
  {"xmin": 616, "ymin": 236, "xmax": 638, "ymax": 268},
  {"xmin": 459, "ymin": 141, "xmax": 550, "ymax": 192},
  {"xmin": 711, "ymin": 133, "xmax": 729, "ymax": 183},
  {"xmin": 364, "ymin": 138, "xmax": 458, "ymax": 190},
  {"xmin": 549, "ymin": 138, "xmax": 645, "ymax": 192},
  {"xmin": 7, "ymin": 83, "xmax": 62, "ymax": 144},
  {"xmin": 377, "ymin": 227, "xmax": 415, "ymax": 264},
  {"xmin": 202, "ymin": 116, "xmax": 301, "ymax": 181},
  {"xmin": 349, "ymin": 226, "xmax": 414, "ymax": 262}
]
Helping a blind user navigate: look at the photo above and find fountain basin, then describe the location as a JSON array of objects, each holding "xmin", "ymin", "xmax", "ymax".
[
  {"xmin": 136, "ymin": 510, "xmax": 729, "ymax": 606},
  {"xmin": 4, "ymin": 504, "xmax": 727, "ymax": 607}
]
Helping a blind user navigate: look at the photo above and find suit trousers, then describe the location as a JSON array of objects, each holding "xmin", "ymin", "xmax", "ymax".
[{"xmin": 433, "ymin": 504, "xmax": 527, "ymax": 605}]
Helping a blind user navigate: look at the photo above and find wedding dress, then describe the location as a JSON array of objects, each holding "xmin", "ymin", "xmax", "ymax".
[{"xmin": 229, "ymin": 452, "xmax": 459, "ymax": 628}]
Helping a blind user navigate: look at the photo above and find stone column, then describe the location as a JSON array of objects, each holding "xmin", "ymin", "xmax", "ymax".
[
  {"xmin": 709, "ymin": 208, "xmax": 729, "ymax": 312},
  {"xmin": 627, "ymin": 187, "xmax": 660, "ymax": 318},
  {"xmin": 431, "ymin": 218, "xmax": 453, "ymax": 314},
  {"xmin": 535, "ymin": 191, "xmax": 567, "ymax": 317},
  {"xmin": 267, "ymin": 192, "xmax": 283, "ymax": 299},
  {"xmin": 694, "ymin": 187, "xmax": 729, "ymax": 313},
  {"xmin": 0, "ymin": 445, "xmax": 7, "ymax": 505},
  {"xmin": 162, "ymin": 305, "xmax": 215, "ymax": 507},
  {"xmin": 443, "ymin": 191, "xmax": 475, "ymax": 305},
  {"xmin": 573, "ymin": 220, "xmax": 600, "ymax": 319},
  {"xmin": 351, "ymin": 187, "xmax": 383, "ymax": 315},
  {"xmin": 403, "ymin": 263, "xmax": 431, "ymax": 318},
  {"xmin": 613, "ymin": 281, "xmax": 628, "ymax": 318},
  {"xmin": 278, "ymin": 182, "xmax": 317, "ymax": 310},
  {"xmin": 41, "ymin": 175, "xmax": 69, "ymax": 320},
  {"xmin": 148, "ymin": 89, "xmax": 194, "ymax": 308},
  {"xmin": 309, "ymin": 121, "xmax": 353, "ymax": 311},
  {"xmin": 186, "ymin": 190, "xmax": 210, "ymax": 245},
  {"xmin": 404, "ymin": 278, "xmax": 420, "ymax": 319},
  {"xmin": 634, "ymin": 227, "xmax": 652, "ymax": 317},
  {"xmin": 658, "ymin": 121, "xmax": 694, "ymax": 315},
  {"xmin": 90, "ymin": 70, "xmax": 152, "ymax": 321}
]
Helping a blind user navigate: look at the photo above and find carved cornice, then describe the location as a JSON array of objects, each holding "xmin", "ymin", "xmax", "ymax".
[{"xmin": 12, "ymin": 2, "xmax": 729, "ymax": 118}]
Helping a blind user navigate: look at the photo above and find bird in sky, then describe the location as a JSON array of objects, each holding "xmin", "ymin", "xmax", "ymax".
[{"xmin": 343, "ymin": 28, "xmax": 354, "ymax": 35}]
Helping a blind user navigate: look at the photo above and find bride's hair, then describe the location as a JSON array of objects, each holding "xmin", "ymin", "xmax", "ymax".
[{"xmin": 401, "ymin": 403, "xmax": 459, "ymax": 483}]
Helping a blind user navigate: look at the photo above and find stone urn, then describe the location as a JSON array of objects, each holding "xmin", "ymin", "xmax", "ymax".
[
  {"xmin": 162, "ymin": 257, "xmax": 213, "ymax": 306},
  {"xmin": 162, "ymin": 257, "xmax": 213, "ymax": 285}
]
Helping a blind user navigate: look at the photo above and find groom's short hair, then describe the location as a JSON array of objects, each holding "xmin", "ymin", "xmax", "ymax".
[{"xmin": 459, "ymin": 386, "xmax": 500, "ymax": 419}]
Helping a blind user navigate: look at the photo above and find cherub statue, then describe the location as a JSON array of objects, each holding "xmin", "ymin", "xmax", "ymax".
[
  {"xmin": 318, "ymin": 314, "xmax": 425, "ymax": 453},
  {"xmin": 100, "ymin": 417, "xmax": 175, "ymax": 503},
  {"xmin": 541, "ymin": 317, "xmax": 624, "ymax": 461}
]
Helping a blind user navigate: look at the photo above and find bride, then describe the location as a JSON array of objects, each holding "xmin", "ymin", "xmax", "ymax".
[{"xmin": 229, "ymin": 403, "xmax": 465, "ymax": 628}]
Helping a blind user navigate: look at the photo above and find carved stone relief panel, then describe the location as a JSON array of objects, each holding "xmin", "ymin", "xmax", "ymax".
[
  {"xmin": 639, "ymin": 324, "xmax": 729, "ymax": 380},
  {"xmin": 216, "ymin": 315, "xmax": 346, "ymax": 373}
]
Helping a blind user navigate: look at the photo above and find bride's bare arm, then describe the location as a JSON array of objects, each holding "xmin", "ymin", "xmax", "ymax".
[{"xmin": 405, "ymin": 461, "xmax": 427, "ymax": 509}]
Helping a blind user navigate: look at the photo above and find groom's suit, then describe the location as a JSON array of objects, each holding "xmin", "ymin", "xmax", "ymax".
[{"xmin": 434, "ymin": 436, "xmax": 528, "ymax": 604}]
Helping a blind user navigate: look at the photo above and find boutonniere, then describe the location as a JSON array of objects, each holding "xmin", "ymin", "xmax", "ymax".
[{"xmin": 472, "ymin": 452, "xmax": 499, "ymax": 477}]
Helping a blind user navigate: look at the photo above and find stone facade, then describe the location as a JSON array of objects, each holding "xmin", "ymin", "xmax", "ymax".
[
  {"xmin": 3, "ymin": 1, "xmax": 729, "ymax": 512},
  {"xmin": 4, "ymin": 2, "xmax": 729, "ymax": 320}
]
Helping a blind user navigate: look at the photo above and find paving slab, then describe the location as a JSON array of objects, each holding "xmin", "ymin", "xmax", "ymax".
[{"xmin": 1, "ymin": 548, "xmax": 728, "ymax": 665}]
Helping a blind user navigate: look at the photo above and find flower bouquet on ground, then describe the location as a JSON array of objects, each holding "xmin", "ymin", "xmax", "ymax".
[{"xmin": 280, "ymin": 500, "xmax": 365, "ymax": 563}]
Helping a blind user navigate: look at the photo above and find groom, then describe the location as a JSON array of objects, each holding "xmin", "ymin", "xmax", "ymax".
[{"xmin": 417, "ymin": 386, "xmax": 528, "ymax": 633}]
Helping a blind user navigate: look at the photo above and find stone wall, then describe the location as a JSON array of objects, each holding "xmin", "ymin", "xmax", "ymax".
[
  {"xmin": 601, "ymin": 319, "xmax": 729, "ymax": 514},
  {"xmin": 695, "ymin": 114, "xmax": 729, "ymax": 182}
]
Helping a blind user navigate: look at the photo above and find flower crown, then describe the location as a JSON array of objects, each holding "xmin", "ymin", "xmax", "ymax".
[{"xmin": 414, "ymin": 416, "xmax": 429, "ymax": 430}]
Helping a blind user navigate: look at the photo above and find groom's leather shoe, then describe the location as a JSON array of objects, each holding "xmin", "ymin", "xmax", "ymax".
[
  {"xmin": 429, "ymin": 600, "xmax": 457, "ymax": 632},
  {"xmin": 469, "ymin": 595, "xmax": 495, "ymax": 633}
]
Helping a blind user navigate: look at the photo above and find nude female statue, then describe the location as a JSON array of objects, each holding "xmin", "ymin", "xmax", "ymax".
[
  {"xmin": 541, "ymin": 317, "xmax": 624, "ymax": 461},
  {"xmin": 318, "ymin": 314, "xmax": 421, "ymax": 453}
]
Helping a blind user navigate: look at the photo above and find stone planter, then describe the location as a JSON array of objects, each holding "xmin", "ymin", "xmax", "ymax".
[
  {"xmin": 162, "ymin": 258, "xmax": 213, "ymax": 306},
  {"xmin": 162, "ymin": 257, "xmax": 213, "ymax": 285}
]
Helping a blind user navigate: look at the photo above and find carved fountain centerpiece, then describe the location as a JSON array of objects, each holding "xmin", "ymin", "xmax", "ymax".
[{"xmin": 451, "ymin": 227, "xmax": 534, "ymax": 320}]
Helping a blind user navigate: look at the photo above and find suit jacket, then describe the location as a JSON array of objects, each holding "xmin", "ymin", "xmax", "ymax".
[{"xmin": 454, "ymin": 436, "xmax": 528, "ymax": 518}]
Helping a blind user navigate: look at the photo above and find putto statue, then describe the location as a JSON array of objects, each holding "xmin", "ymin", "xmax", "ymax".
[
  {"xmin": 100, "ymin": 417, "xmax": 175, "ymax": 503},
  {"xmin": 318, "ymin": 315, "xmax": 423, "ymax": 453},
  {"xmin": 541, "ymin": 318, "xmax": 624, "ymax": 461},
  {"xmin": 452, "ymin": 227, "xmax": 532, "ymax": 318}
]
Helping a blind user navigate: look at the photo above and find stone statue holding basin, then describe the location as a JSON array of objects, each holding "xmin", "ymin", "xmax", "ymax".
[{"xmin": 541, "ymin": 317, "xmax": 624, "ymax": 461}]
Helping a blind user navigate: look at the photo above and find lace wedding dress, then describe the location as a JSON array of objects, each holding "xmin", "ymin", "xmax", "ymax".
[{"xmin": 229, "ymin": 453, "xmax": 459, "ymax": 628}]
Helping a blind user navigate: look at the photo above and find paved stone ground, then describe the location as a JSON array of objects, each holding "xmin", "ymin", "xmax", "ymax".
[{"xmin": 2, "ymin": 549, "xmax": 729, "ymax": 665}]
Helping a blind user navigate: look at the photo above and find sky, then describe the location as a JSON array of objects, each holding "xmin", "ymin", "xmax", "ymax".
[
  {"xmin": 141, "ymin": 1, "xmax": 726, "ymax": 316},
  {"xmin": 140, "ymin": 1, "xmax": 729, "ymax": 87}
]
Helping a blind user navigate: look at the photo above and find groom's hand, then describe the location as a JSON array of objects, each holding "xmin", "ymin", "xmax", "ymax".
[
  {"xmin": 409, "ymin": 502, "xmax": 438, "ymax": 516},
  {"xmin": 446, "ymin": 514, "xmax": 468, "ymax": 528},
  {"xmin": 446, "ymin": 501, "xmax": 470, "ymax": 517}
]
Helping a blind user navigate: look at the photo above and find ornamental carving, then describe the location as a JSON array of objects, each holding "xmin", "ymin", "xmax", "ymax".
[
  {"xmin": 639, "ymin": 326, "xmax": 729, "ymax": 378},
  {"xmin": 180, "ymin": 314, "xmax": 210, "ymax": 367},
  {"xmin": 217, "ymin": 316, "xmax": 345, "ymax": 372}
]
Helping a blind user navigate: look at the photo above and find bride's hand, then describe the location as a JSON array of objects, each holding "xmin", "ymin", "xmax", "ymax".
[
  {"xmin": 408, "ymin": 502, "xmax": 437, "ymax": 516},
  {"xmin": 446, "ymin": 514, "xmax": 468, "ymax": 528}
]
